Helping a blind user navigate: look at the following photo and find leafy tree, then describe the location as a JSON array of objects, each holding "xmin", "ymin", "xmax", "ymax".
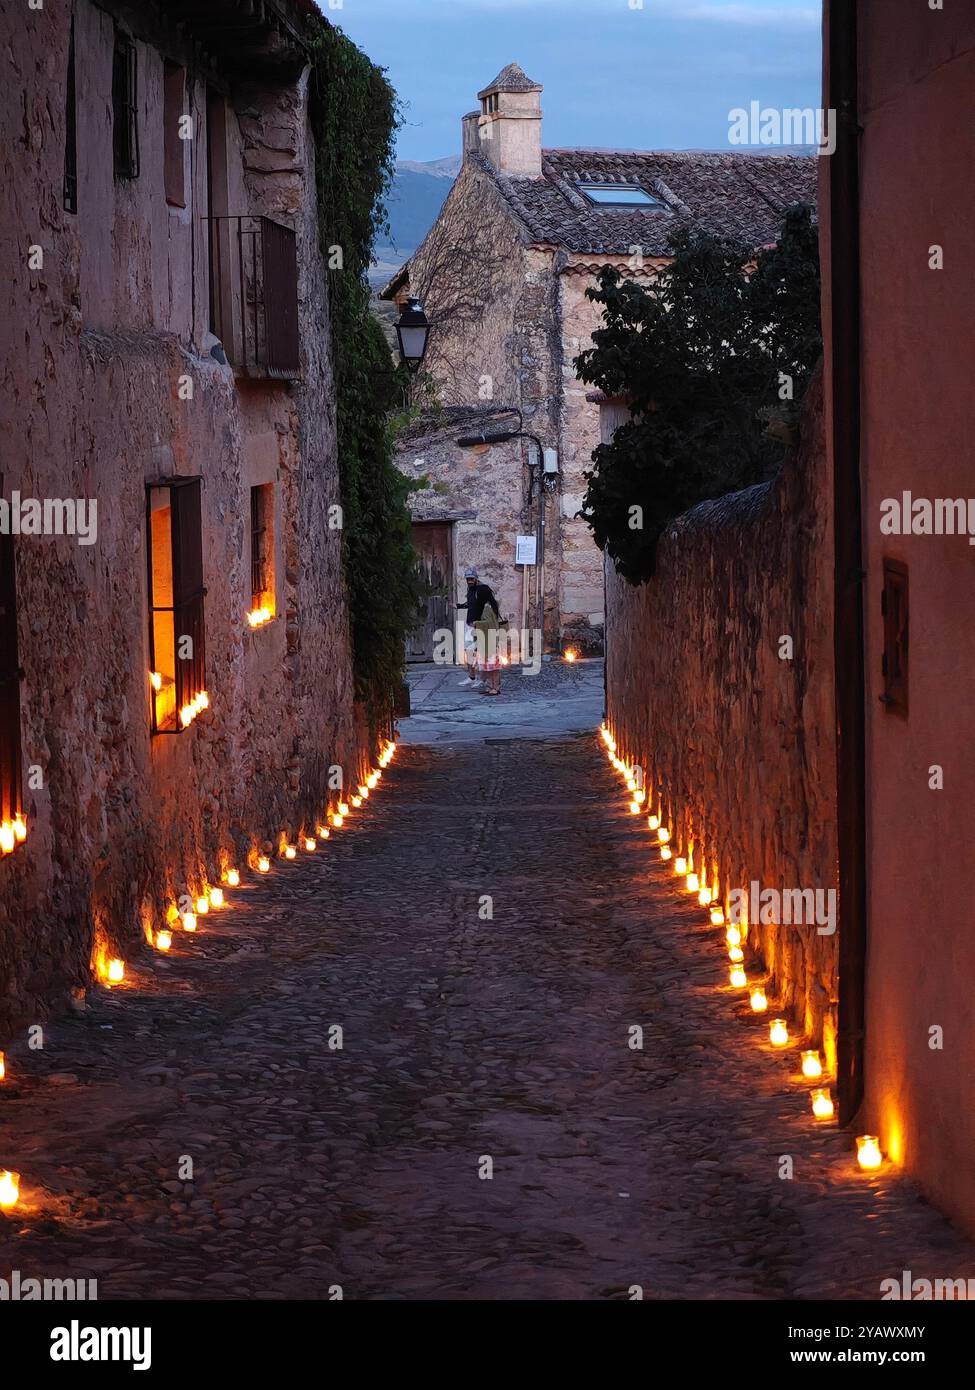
[{"xmin": 575, "ymin": 204, "xmax": 821, "ymax": 584}]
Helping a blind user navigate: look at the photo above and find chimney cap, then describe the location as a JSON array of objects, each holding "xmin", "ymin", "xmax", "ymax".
[{"xmin": 477, "ymin": 62, "xmax": 543, "ymax": 100}]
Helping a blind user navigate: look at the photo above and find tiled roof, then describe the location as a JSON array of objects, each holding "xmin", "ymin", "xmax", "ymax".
[
  {"xmin": 477, "ymin": 63, "xmax": 543, "ymax": 99},
  {"xmin": 473, "ymin": 148, "xmax": 817, "ymax": 256}
]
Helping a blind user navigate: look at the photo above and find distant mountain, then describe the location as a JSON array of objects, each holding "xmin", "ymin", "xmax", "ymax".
[{"xmin": 370, "ymin": 155, "xmax": 460, "ymax": 289}]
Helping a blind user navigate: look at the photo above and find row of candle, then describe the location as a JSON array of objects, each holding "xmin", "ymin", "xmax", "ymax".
[
  {"xmin": 0, "ymin": 815, "xmax": 27, "ymax": 855},
  {"xmin": 599, "ymin": 722, "xmax": 883, "ymax": 1174},
  {"xmin": 1, "ymin": 739, "xmax": 400, "ymax": 1211}
]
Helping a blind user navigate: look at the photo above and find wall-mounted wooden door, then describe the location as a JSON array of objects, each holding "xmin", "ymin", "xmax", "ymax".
[{"xmin": 407, "ymin": 522, "xmax": 452, "ymax": 662}]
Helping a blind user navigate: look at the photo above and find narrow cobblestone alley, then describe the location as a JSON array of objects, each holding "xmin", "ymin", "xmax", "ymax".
[{"xmin": 2, "ymin": 708, "xmax": 973, "ymax": 1300}]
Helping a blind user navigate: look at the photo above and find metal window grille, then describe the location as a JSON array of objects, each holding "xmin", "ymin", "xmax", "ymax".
[
  {"xmin": 250, "ymin": 485, "xmax": 269, "ymax": 605},
  {"xmin": 880, "ymin": 559, "xmax": 909, "ymax": 716},
  {"xmin": 63, "ymin": 19, "xmax": 78, "ymax": 213},
  {"xmin": 0, "ymin": 523, "xmax": 23, "ymax": 827},
  {"xmin": 112, "ymin": 32, "xmax": 139, "ymax": 180},
  {"xmin": 206, "ymin": 215, "xmax": 300, "ymax": 377}
]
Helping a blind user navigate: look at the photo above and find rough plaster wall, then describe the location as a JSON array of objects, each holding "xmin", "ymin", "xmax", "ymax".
[
  {"xmin": 604, "ymin": 373, "xmax": 838, "ymax": 1059},
  {"xmin": 852, "ymin": 0, "xmax": 975, "ymax": 1235},
  {"xmin": 0, "ymin": 2, "xmax": 363, "ymax": 1039}
]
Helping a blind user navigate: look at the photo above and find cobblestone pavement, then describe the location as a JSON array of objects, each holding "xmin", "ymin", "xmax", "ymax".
[
  {"xmin": 401, "ymin": 657, "xmax": 604, "ymax": 744},
  {"xmin": 2, "ymin": 731, "xmax": 974, "ymax": 1300}
]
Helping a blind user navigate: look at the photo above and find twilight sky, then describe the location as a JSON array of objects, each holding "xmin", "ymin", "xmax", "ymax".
[{"xmin": 319, "ymin": 0, "xmax": 823, "ymax": 164}]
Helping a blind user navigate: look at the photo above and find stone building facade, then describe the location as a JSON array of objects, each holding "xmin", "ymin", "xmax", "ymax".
[
  {"xmin": 384, "ymin": 63, "xmax": 817, "ymax": 659},
  {"xmin": 0, "ymin": 0, "xmax": 366, "ymax": 1036}
]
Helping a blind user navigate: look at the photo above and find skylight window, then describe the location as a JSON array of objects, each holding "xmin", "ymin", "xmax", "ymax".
[{"xmin": 578, "ymin": 183, "xmax": 668, "ymax": 209}]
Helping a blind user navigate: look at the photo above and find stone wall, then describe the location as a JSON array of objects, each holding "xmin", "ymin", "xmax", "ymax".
[
  {"xmin": 396, "ymin": 413, "xmax": 532, "ymax": 640},
  {"xmin": 0, "ymin": 0, "xmax": 366, "ymax": 1039},
  {"xmin": 603, "ymin": 372, "xmax": 839, "ymax": 1062}
]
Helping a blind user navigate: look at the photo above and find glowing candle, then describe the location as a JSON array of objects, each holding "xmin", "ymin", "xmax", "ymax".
[
  {"xmin": 304, "ymin": 837, "xmax": 317, "ymax": 852},
  {"xmin": 156, "ymin": 930, "xmax": 172, "ymax": 952},
  {"xmin": 811, "ymin": 1088, "xmax": 834, "ymax": 1120},
  {"xmin": 729, "ymin": 965, "xmax": 747, "ymax": 988},
  {"xmin": 316, "ymin": 825, "xmax": 330, "ymax": 839},
  {"xmin": 769, "ymin": 1018, "xmax": 789, "ymax": 1047},
  {"xmin": 331, "ymin": 813, "xmax": 344, "ymax": 828},
  {"xmin": 284, "ymin": 845, "xmax": 296, "ymax": 860},
  {"xmin": 728, "ymin": 944, "xmax": 744, "ymax": 963},
  {"xmin": 338, "ymin": 802, "xmax": 350, "ymax": 817},
  {"xmin": 150, "ymin": 671, "xmax": 162, "ymax": 690},
  {"xmin": 658, "ymin": 828, "xmax": 671, "ymax": 845},
  {"xmin": 367, "ymin": 774, "xmax": 379, "ymax": 790},
  {"xmin": 0, "ymin": 1171, "xmax": 20, "ymax": 1209},
  {"xmin": 107, "ymin": 958, "xmax": 125, "ymax": 984},
  {"xmin": 648, "ymin": 815, "xmax": 660, "ymax": 831},
  {"xmin": 628, "ymin": 800, "xmax": 641, "ymax": 815},
  {"xmin": 801, "ymin": 1050, "xmax": 823, "ymax": 1080},
  {"xmin": 0, "ymin": 823, "xmax": 14, "ymax": 854},
  {"xmin": 225, "ymin": 869, "xmax": 240, "ymax": 888},
  {"xmin": 351, "ymin": 796, "xmax": 362, "ymax": 809},
  {"xmin": 726, "ymin": 925, "xmax": 742, "ymax": 947},
  {"xmin": 686, "ymin": 873, "xmax": 700, "ymax": 893},
  {"xmin": 633, "ymin": 790, "xmax": 645, "ymax": 805},
  {"xmin": 750, "ymin": 988, "xmax": 768, "ymax": 1013},
  {"xmin": 660, "ymin": 846, "xmax": 672, "ymax": 861},
  {"xmin": 195, "ymin": 897, "xmax": 210, "ymax": 915},
  {"xmin": 209, "ymin": 887, "xmax": 224, "ymax": 909},
  {"xmin": 180, "ymin": 705, "xmax": 195, "ymax": 728},
  {"xmin": 197, "ymin": 690, "xmax": 209, "ymax": 710},
  {"xmin": 257, "ymin": 857, "xmax": 270, "ymax": 873},
  {"xmin": 856, "ymin": 1135, "xmax": 882, "ymax": 1170},
  {"xmin": 358, "ymin": 785, "xmax": 369, "ymax": 799},
  {"xmin": 564, "ymin": 648, "xmax": 578, "ymax": 663},
  {"xmin": 698, "ymin": 887, "xmax": 713, "ymax": 906},
  {"xmin": 626, "ymin": 777, "xmax": 636, "ymax": 792},
  {"xmin": 674, "ymin": 857, "xmax": 688, "ymax": 876},
  {"xmin": 710, "ymin": 907, "xmax": 725, "ymax": 926},
  {"xmin": 181, "ymin": 912, "xmax": 197, "ymax": 932}
]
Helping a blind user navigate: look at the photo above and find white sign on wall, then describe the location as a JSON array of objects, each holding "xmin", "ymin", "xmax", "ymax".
[{"xmin": 515, "ymin": 535, "xmax": 537, "ymax": 566}]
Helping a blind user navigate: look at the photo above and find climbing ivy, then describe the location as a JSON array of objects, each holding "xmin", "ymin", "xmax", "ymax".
[
  {"xmin": 307, "ymin": 23, "xmax": 422, "ymax": 729},
  {"xmin": 575, "ymin": 204, "xmax": 821, "ymax": 585}
]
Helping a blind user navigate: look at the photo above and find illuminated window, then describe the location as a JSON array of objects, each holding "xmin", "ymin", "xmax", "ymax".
[
  {"xmin": 249, "ymin": 483, "xmax": 275, "ymax": 616},
  {"xmin": 146, "ymin": 479, "xmax": 206, "ymax": 733},
  {"xmin": 0, "ymin": 513, "xmax": 24, "ymax": 853}
]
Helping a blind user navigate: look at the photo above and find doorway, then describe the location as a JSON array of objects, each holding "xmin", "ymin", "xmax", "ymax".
[{"xmin": 407, "ymin": 522, "xmax": 453, "ymax": 663}]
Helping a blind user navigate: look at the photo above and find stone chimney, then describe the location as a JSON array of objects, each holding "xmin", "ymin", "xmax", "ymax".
[
  {"xmin": 462, "ymin": 111, "xmax": 481, "ymax": 160},
  {"xmin": 475, "ymin": 63, "xmax": 543, "ymax": 177}
]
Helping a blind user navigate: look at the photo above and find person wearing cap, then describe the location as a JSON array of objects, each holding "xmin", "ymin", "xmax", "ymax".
[{"xmin": 457, "ymin": 567, "xmax": 503, "ymax": 688}]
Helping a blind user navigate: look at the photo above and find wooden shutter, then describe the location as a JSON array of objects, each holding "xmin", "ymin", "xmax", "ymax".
[{"xmin": 171, "ymin": 479, "xmax": 206, "ymax": 715}]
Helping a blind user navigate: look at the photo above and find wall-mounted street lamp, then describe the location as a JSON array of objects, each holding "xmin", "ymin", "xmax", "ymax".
[{"xmin": 394, "ymin": 297, "xmax": 431, "ymax": 373}]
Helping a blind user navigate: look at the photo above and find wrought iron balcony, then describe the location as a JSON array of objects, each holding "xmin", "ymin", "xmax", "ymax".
[{"xmin": 207, "ymin": 215, "xmax": 300, "ymax": 380}]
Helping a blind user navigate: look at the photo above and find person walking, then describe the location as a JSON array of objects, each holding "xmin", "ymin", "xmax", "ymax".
[
  {"xmin": 473, "ymin": 593, "xmax": 503, "ymax": 696},
  {"xmin": 456, "ymin": 567, "xmax": 503, "ymax": 689}
]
